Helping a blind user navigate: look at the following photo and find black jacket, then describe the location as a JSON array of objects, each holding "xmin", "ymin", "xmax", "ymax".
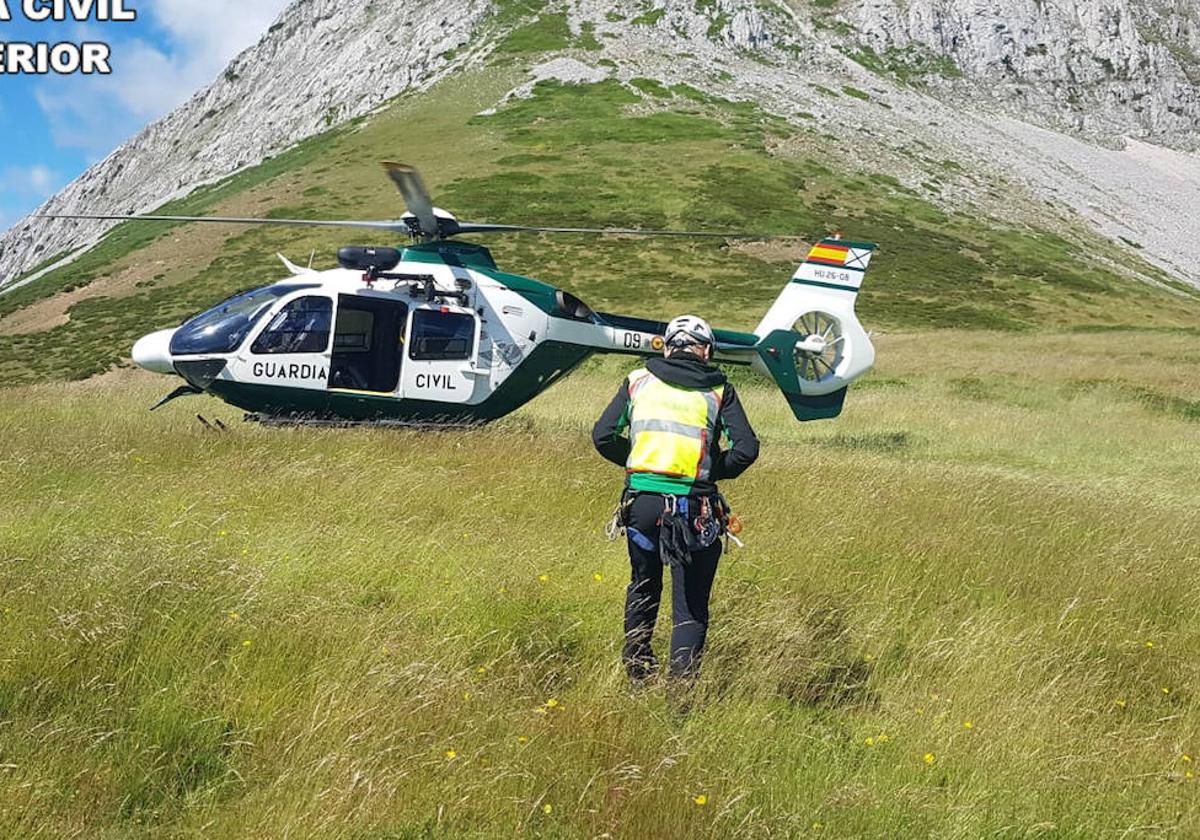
[{"xmin": 592, "ymin": 352, "xmax": 760, "ymax": 494}]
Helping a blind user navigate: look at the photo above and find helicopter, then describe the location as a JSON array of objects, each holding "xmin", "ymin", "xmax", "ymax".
[{"xmin": 43, "ymin": 163, "xmax": 877, "ymax": 426}]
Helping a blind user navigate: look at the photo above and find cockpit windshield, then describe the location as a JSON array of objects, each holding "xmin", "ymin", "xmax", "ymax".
[{"xmin": 170, "ymin": 285, "xmax": 318, "ymax": 356}]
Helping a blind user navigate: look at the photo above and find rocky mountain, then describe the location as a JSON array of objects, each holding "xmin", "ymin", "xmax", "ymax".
[
  {"xmin": 834, "ymin": 0, "xmax": 1200, "ymax": 150},
  {"xmin": 2, "ymin": 0, "xmax": 1199, "ymax": 289},
  {"xmin": 0, "ymin": 0, "xmax": 492, "ymax": 287}
]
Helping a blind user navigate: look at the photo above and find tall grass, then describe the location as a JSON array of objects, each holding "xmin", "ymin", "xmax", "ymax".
[{"xmin": 1, "ymin": 329, "xmax": 1198, "ymax": 837}]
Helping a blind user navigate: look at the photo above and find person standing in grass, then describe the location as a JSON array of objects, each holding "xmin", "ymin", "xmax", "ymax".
[{"xmin": 592, "ymin": 315, "xmax": 760, "ymax": 683}]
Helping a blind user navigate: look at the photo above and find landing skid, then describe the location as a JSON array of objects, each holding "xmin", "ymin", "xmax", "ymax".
[{"xmin": 243, "ymin": 412, "xmax": 489, "ymax": 430}]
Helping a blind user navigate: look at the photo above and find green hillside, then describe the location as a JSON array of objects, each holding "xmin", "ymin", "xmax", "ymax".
[{"xmin": 2, "ymin": 63, "xmax": 1199, "ymax": 386}]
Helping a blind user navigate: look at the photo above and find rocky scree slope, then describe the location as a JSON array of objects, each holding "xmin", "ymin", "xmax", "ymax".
[{"xmin": 567, "ymin": 0, "xmax": 1200, "ymax": 288}]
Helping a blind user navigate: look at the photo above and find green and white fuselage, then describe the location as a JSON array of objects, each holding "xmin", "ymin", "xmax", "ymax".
[{"xmin": 132, "ymin": 237, "xmax": 877, "ymax": 424}]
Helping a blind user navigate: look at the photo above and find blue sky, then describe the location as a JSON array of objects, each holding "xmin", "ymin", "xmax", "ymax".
[{"xmin": 0, "ymin": 0, "xmax": 291, "ymax": 232}]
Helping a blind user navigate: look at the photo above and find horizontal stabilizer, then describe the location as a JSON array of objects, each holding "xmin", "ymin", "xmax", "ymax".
[{"xmin": 786, "ymin": 387, "xmax": 848, "ymax": 421}]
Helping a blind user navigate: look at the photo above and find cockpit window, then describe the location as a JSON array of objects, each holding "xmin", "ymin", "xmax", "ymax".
[
  {"xmin": 170, "ymin": 285, "xmax": 316, "ymax": 356},
  {"xmin": 409, "ymin": 310, "xmax": 476, "ymax": 361},
  {"xmin": 251, "ymin": 296, "xmax": 333, "ymax": 355}
]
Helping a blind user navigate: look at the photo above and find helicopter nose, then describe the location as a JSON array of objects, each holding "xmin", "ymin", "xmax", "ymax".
[{"xmin": 132, "ymin": 329, "xmax": 177, "ymax": 375}]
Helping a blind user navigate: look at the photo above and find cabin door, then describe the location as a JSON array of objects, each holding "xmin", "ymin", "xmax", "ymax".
[
  {"xmin": 328, "ymin": 295, "xmax": 409, "ymax": 394},
  {"xmin": 400, "ymin": 306, "xmax": 481, "ymax": 404}
]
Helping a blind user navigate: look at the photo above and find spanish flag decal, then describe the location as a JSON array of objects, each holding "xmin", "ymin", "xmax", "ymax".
[{"xmin": 805, "ymin": 239, "xmax": 874, "ymax": 272}]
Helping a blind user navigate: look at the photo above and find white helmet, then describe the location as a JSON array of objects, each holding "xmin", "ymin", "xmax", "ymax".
[{"xmin": 664, "ymin": 314, "xmax": 715, "ymax": 349}]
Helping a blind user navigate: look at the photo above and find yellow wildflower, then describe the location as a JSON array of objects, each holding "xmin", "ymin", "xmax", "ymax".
[
  {"xmin": 445, "ymin": 749, "xmax": 457, "ymax": 760},
  {"xmin": 545, "ymin": 698, "xmax": 559, "ymax": 708},
  {"xmin": 463, "ymin": 691, "xmax": 472, "ymax": 701},
  {"xmin": 923, "ymin": 753, "xmax": 936, "ymax": 765},
  {"xmin": 1114, "ymin": 699, "xmax": 1127, "ymax": 708},
  {"xmin": 593, "ymin": 573, "xmax": 604, "ymax": 582},
  {"xmin": 241, "ymin": 640, "xmax": 252, "ymax": 648},
  {"xmin": 864, "ymin": 737, "xmax": 875, "ymax": 747},
  {"xmin": 477, "ymin": 666, "xmax": 488, "ymax": 674},
  {"xmin": 1182, "ymin": 754, "xmax": 1193, "ymax": 763},
  {"xmin": 218, "ymin": 530, "xmax": 228, "ymax": 537},
  {"xmin": 517, "ymin": 736, "xmax": 529, "ymax": 745},
  {"xmin": 1145, "ymin": 641, "xmax": 1155, "ymax": 649},
  {"xmin": 1162, "ymin": 687, "xmax": 1171, "ymax": 695},
  {"xmin": 693, "ymin": 794, "xmax": 708, "ymax": 806},
  {"xmin": 228, "ymin": 611, "xmax": 239, "ymax": 621},
  {"xmin": 542, "ymin": 803, "xmax": 553, "ymax": 815},
  {"xmin": 1186, "ymin": 771, "xmax": 1195, "ymax": 780},
  {"xmin": 963, "ymin": 720, "xmax": 973, "ymax": 729},
  {"xmin": 877, "ymin": 734, "xmax": 890, "ymax": 744},
  {"xmin": 538, "ymin": 574, "xmax": 549, "ymax": 584}
]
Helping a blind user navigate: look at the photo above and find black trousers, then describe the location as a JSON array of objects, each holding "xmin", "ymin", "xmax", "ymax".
[{"xmin": 623, "ymin": 492, "xmax": 722, "ymax": 681}]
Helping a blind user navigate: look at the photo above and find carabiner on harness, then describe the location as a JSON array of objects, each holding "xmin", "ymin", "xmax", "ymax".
[
  {"xmin": 714, "ymin": 493, "xmax": 745, "ymax": 549},
  {"xmin": 694, "ymin": 496, "xmax": 721, "ymax": 548},
  {"xmin": 605, "ymin": 492, "xmax": 636, "ymax": 541}
]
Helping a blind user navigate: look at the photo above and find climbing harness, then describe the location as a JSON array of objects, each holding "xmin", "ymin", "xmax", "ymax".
[
  {"xmin": 659, "ymin": 495, "xmax": 694, "ymax": 568},
  {"xmin": 606, "ymin": 491, "xmax": 746, "ymax": 559}
]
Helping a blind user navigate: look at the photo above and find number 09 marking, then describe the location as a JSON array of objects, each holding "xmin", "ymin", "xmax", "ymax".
[{"xmin": 623, "ymin": 332, "xmax": 643, "ymax": 349}]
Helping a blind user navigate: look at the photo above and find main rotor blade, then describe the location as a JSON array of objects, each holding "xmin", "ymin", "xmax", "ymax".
[
  {"xmin": 453, "ymin": 222, "xmax": 772, "ymax": 239},
  {"xmin": 37, "ymin": 213, "xmax": 411, "ymax": 232},
  {"xmin": 381, "ymin": 162, "xmax": 439, "ymax": 238}
]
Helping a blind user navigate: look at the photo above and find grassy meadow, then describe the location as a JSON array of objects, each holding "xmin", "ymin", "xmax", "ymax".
[
  {"xmin": 2, "ymin": 27, "xmax": 1200, "ymax": 837},
  {"xmin": 1, "ymin": 328, "xmax": 1198, "ymax": 838}
]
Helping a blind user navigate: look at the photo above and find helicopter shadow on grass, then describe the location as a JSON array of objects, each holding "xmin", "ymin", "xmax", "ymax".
[{"xmin": 809, "ymin": 431, "xmax": 916, "ymax": 454}]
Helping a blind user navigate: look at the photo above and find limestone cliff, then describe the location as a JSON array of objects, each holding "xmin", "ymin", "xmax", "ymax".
[{"xmin": 829, "ymin": 0, "xmax": 1200, "ymax": 149}]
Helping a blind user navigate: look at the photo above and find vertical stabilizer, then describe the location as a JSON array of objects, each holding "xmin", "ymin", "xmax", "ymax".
[{"xmin": 753, "ymin": 239, "xmax": 877, "ymax": 421}]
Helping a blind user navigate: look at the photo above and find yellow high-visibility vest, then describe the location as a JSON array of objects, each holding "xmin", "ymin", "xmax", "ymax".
[{"xmin": 626, "ymin": 368, "xmax": 723, "ymax": 483}]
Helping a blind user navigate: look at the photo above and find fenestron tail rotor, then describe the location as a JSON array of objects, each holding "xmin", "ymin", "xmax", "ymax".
[
  {"xmin": 792, "ymin": 311, "xmax": 845, "ymax": 383},
  {"xmin": 37, "ymin": 162, "xmax": 779, "ymax": 242}
]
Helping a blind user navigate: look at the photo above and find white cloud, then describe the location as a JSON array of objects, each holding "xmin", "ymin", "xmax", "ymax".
[
  {"xmin": 36, "ymin": 0, "xmax": 292, "ymax": 155},
  {"xmin": 0, "ymin": 165, "xmax": 63, "ymax": 198},
  {"xmin": 152, "ymin": 0, "xmax": 292, "ymax": 61},
  {"xmin": 0, "ymin": 166, "xmax": 61, "ymax": 233}
]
